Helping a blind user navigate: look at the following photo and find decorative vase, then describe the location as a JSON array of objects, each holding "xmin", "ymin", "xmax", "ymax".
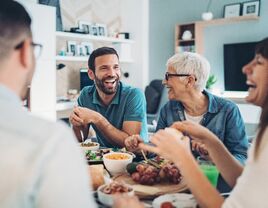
[{"xmin": 202, "ymin": 12, "xmax": 213, "ymax": 21}]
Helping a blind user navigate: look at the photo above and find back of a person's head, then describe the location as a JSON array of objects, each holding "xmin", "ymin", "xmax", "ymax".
[
  {"xmin": 0, "ymin": 0, "xmax": 31, "ymax": 62},
  {"xmin": 166, "ymin": 52, "xmax": 210, "ymax": 91},
  {"xmin": 88, "ymin": 47, "xmax": 119, "ymax": 73}
]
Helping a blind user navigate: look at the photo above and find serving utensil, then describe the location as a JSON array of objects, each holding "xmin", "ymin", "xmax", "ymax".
[{"xmin": 141, "ymin": 150, "xmax": 160, "ymax": 169}]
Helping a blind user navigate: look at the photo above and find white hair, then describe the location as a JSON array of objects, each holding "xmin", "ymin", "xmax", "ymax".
[{"xmin": 166, "ymin": 52, "xmax": 210, "ymax": 91}]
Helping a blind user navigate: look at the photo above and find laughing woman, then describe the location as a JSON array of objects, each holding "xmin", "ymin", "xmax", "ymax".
[{"xmin": 139, "ymin": 37, "xmax": 268, "ymax": 207}]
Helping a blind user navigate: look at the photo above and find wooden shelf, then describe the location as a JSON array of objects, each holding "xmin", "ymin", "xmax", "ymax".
[
  {"xmin": 55, "ymin": 55, "xmax": 134, "ymax": 63},
  {"xmin": 55, "ymin": 31, "xmax": 134, "ymax": 44},
  {"xmin": 178, "ymin": 39, "xmax": 195, "ymax": 43},
  {"xmin": 196, "ymin": 15, "xmax": 259, "ymax": 27}
]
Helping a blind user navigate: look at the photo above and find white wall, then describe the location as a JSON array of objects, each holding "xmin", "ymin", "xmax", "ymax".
[{"xmin": 19, "ymin": 1, "xmax": 57, "ymax": 121}]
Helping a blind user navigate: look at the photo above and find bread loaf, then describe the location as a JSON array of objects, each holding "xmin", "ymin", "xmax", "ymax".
[{"xmin": 88, "ymin": 164, "xmax": 105, "ymax": 190}]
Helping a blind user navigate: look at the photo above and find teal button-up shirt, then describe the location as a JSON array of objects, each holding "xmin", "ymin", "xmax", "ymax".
[{"xmin": 78, "ymin": 82, "xmax": 148, "ymax": 147}]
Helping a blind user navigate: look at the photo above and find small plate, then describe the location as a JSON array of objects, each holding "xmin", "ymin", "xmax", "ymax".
[{"xmin": 152, "ymin": 193, "xmax": 197, "ymax": 208}]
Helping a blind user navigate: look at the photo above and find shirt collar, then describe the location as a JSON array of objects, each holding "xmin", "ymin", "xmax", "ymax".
[
  {"xmin": 172, "ymin": 90, "xmax": 219, "ymax": 114},
  {"xmin": 0, "ymin": 84, "xmax": 22, "ymax": 107},
  {"xmin": 90, "ymin": 82, "xmax": 122, "ymax": 106}
]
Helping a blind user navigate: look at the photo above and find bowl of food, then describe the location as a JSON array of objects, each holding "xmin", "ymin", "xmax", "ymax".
[
  {"xmin": 103, "ymin": 152, "xmax": 133, "ymax": 175},
  {"xmin": 80, "ymin": 141, "xmax": 100, "ymax": 151},
  {"xmin": 97, "ymin": 181, "xmax": 134, "ymax": 206}
]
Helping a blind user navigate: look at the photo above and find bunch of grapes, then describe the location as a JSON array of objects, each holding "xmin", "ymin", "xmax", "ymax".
[
  {"xmin": 160, "ymin": 162, "xmax": 182, "ymax": 184},
  {"xmin": 131, "ymin": 163, "xmax": 160, "ymax": 185}
]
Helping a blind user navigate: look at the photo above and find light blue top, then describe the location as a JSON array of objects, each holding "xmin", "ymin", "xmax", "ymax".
[
  {"xmin": 78, "ymin": 82, "xmax": 148, "ymax": 147},
  {"xmin": 157, "ymin": 90, "xmax": 249, "ymax": 193},
  {"xmin": 0, "ymin": 84, "xmax": 96, "ymax": 208}
]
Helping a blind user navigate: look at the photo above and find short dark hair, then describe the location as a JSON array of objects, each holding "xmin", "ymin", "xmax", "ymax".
[
  {"xmin": 88, "ymin": 47, "xmax": 119, "ymax": 73},
  {"xmin": 0, "ymin": 0, "xmax": 32, "ymax": 61}
]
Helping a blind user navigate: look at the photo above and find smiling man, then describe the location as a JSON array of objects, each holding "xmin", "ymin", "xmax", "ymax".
[{"xmin": 69, "ymin": 47, "xmax": 148, "ymax": 148}]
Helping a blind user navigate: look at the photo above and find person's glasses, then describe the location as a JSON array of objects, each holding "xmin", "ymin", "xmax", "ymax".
[
  {"xmin": 14, "ymin": 41, "xmax": 43, "ymax": 59},
  {"xmin": 165, "ymin": 72, "xmax": 197, "ymax": 81}
]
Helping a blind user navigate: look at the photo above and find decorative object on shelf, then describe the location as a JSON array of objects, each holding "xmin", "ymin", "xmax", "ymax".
[
  {"xmin": 206, "ymin": 74, "xmax": 217, "ymax": 90},
  {"xmin": 117, "ymin": 32, "xmax": 130, "ymax": 39},
  {"xmin": 77, "ymin": 44, "xmax": 86, "ymax": 56},
  {"xmin": 90, "ymin": 24, "xmax": 99, "ymax": 36},
  {"xmin": 182, "ymin": 30, "xmax": 192, "ymax": 40},
  {"xmin": 39, "ymin": 0, "xmax": 63, "ymax": 31},
  {"xmin": 67, "ymin": 41, "xmax": 77, "ymax": 56},
  {"xmin": 201, "ymin": 0, "xmax": 213, "ymax": 21},
  {"xmin": 224, "ymin": 3, "xmax": 241, "ymax": 18},
  {"xmin": 96, "ymin": 24, "xmax": 107, "ymax": 36},
  {"xmin": 242, "ymin": 0, "xmax": 260, "ymax": 16},
  {"xmin": 81, "ymin": 42, "xmax": 93, "ymax": 56},
  {"xmin": 56, "ymin": 63, "xmax": 66, "ymax": 70},
  {"xmin": 78, "ymin": 20, "xmax": 91, "ymax": 34}
]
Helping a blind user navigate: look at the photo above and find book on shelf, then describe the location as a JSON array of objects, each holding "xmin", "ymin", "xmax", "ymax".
[{"xmin": 176, "ymin": 45, "xmax": 195, "ymax": 53}]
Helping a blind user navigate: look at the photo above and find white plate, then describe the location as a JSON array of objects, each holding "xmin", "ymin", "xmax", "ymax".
[{"xmin": 152, "ymin": 193, "xmax": 197, "ymax": 208}]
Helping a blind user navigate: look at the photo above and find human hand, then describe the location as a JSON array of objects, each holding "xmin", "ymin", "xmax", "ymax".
[
  {"xmin": 125, "ymin": 135, "xmax": 143, "ymax": 152},
  {"xmin": 171, "ymin": 121, "xmax": 218, "ymax": 146},
  {"xmin": 113, "ymin": 195, "xmax": 144, "ymax": 208},
  {"xmin": 191, "ymin": 140, "xmax": 210, "ymax": 159},
  {"xmin": 69, "ymin": 106, "xmax": 84, "ymax": 127},
  {"xmin": 73, "ymin": 106, "xmax": 100, "ymax": 124},
  {"xmin": 139, "ymin": 128, "xmax": 191, "ymax": 163}
]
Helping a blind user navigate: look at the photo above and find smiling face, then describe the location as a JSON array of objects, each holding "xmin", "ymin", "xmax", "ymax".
[
  {"xmin": 243, "ymin": 54, "xmax": 268, "ymax": 107},
  {"xmin": 93, "ymin": 54, "xmax": 121, "ymax": 95},
  {"xmin": 163, "ymin": 66, "xmax": 188, "ymax": 100}
]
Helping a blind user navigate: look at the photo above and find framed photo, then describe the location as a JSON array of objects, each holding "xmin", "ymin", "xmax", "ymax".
[
  {"xmin": 242, "ymin": 0, "xmax": 260, "ymax": 16},
  {"xmin": 81, "ymin": 42, "xmax": 93, "ymax": 56},
  {"xmin": 67, "ymin": 41, "xmax": 77, "ymax": 56},
  {"xmin": 224, "ymin": 3, "xmax": 241, "ymax": 18},
  {"xmin": 78, "ymin": 21, "xmax": 91, "ymax": 34},
  {"xmin": 96, "ymin": 24, "xmax": 107, "ymax": 36},
  {"xmin": 90, "ymin": 25, "xmax": 99, "ymax": 36}
]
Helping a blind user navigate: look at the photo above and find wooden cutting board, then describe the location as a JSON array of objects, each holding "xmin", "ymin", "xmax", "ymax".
[{"xmin": 113, "ymin": 173, "xmax": 188, "ymax": 199}]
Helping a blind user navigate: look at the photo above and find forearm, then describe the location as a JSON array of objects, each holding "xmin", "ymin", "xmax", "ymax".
[
  {"xmin": 205, "ymin": 138, "xmax": 244, "ymax": 188},
  {"xmin": 174, "ymin": 151, "xmax": 224, "ymax": 208},
  {"xmin": 94, "ymin": 116, "xmax": 129, "ymax": 147}
]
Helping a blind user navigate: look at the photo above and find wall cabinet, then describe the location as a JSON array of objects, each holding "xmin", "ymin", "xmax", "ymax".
[{"xmin": 175, "ymin": 15, "xmax": 259, "ymax": 54}]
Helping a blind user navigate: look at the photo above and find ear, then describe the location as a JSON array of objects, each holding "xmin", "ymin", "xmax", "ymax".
[
  {"xmin": 186, "ymin": 75, "xmax": 196, "ymax": 88},
  {"xmin": 87, "ymin": 68, "xmax": 95, "ymax": 80},
  {"xmin": 19, "ymin": 39, "xmax": 33, "ymax": 71}
]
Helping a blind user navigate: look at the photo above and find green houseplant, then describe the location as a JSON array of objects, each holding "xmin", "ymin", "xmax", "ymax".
[{"xmin": 206, "ymin": 74, "xmax": 217, "ymax": 89}]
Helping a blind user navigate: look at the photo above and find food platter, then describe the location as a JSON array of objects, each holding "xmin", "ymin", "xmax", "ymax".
[
  {"xmin": 85, "ymin": 148, "xmax": 112, "ymax": 164},
  {"xmin": 113, "ymin": 173, "xmax": 187, "ymax": 199}
]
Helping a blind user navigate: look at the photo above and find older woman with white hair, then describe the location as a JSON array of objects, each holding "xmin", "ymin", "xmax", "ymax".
[{"xmin": 156, "ymin": 52, "xmax": 249, "ymax": 193}]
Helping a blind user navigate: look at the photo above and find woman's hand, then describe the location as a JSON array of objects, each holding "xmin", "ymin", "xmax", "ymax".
[
  {"xmin": 139, "ymin": 129, "xmax": 191, "ymax": 163},
  {"xmin": 171, "ymin": 121, "xmax": 218, "ymax": 147}
]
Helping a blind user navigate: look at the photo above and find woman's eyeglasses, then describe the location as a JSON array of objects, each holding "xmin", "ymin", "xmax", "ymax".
[
  {"xmin": 165, "ymin": 72, "xmax": 197, "ymax": 81},
  {"xmin": 14, "ymin": 40, "xmax": 43, "ymax": 59}
]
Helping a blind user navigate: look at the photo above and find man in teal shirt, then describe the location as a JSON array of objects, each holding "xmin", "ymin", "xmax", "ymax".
[{"xmin": 69, "ymin": 47, "xmax": 148, "ymax": 147}]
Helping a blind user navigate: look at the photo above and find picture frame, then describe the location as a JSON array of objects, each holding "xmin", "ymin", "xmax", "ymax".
[
  {"xmin": 90, "ymin": 25, "xmax": 99, "ymax": 36},
  {"xmin": 81, "ymin": 42, "xmax": 93, "ymax": 56},
  {"xmin": 96, "ymin": 24, "xmax": 107, "ymax": 36},
  {"xmin": 223, "ymin": 3, "xmax": 241, "ymax": 18},
  {"xmin": 242, "ymin": 0, "xmax": 260, "ymax": 16},
  {"xmin": 67, "ymin": 41, "xmax": 77, "ymax": 56},
  {"xmin": 78, "ymin": 20, "xmax": 91, "ymax": 34}
]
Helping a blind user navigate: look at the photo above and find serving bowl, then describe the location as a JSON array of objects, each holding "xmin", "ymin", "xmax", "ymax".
[
  {"xmin": 79, "ymin": 141, "xmax": 100, "ymax": 151},
  {"xmin": 97, "ymin": 182, "xmax": 134, "ymax": 206},
  {"xmin": 103, "ymin": 152, "xmax": 133, "ymax": 175}
]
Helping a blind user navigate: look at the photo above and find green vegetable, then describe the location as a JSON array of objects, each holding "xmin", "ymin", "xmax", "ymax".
[{"xmin": 126, "ymin": 162, "xmax": 139, "ymax": 174}]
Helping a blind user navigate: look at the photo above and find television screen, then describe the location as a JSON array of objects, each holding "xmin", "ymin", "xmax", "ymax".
[
  {"xmin": 224, "ymin": 41, "xmax": 257, "ymax": 91},
  {"xmin": 80, "ymin": 68, "xmax": 94, "ymax": 90}
]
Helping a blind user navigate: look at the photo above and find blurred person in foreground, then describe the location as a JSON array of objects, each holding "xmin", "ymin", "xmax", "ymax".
[
  {"xmin": 69, "ymin": 47, "xmax": 148, "ymax": 148},
  {"xmin": 0, "ymin": 1, "xmax": 96, "ymax": 207},
  {"xmin": 138, "ymin": 37, "xmax": 268, "ymax": 208}
]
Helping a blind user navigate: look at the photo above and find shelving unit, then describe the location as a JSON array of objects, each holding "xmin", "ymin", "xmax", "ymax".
[
  {"xmin": 175, "ymin": 15, "xmax": 260, "ymax": 54},
  {"xmin": 55, "ymin": 55, "xmax": 134, "ymax": 63}
]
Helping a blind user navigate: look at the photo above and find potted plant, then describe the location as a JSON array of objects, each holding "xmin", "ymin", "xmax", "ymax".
[{"xmin": 206, "ymin": 74, "xmax": 217, "ymax": 90}]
